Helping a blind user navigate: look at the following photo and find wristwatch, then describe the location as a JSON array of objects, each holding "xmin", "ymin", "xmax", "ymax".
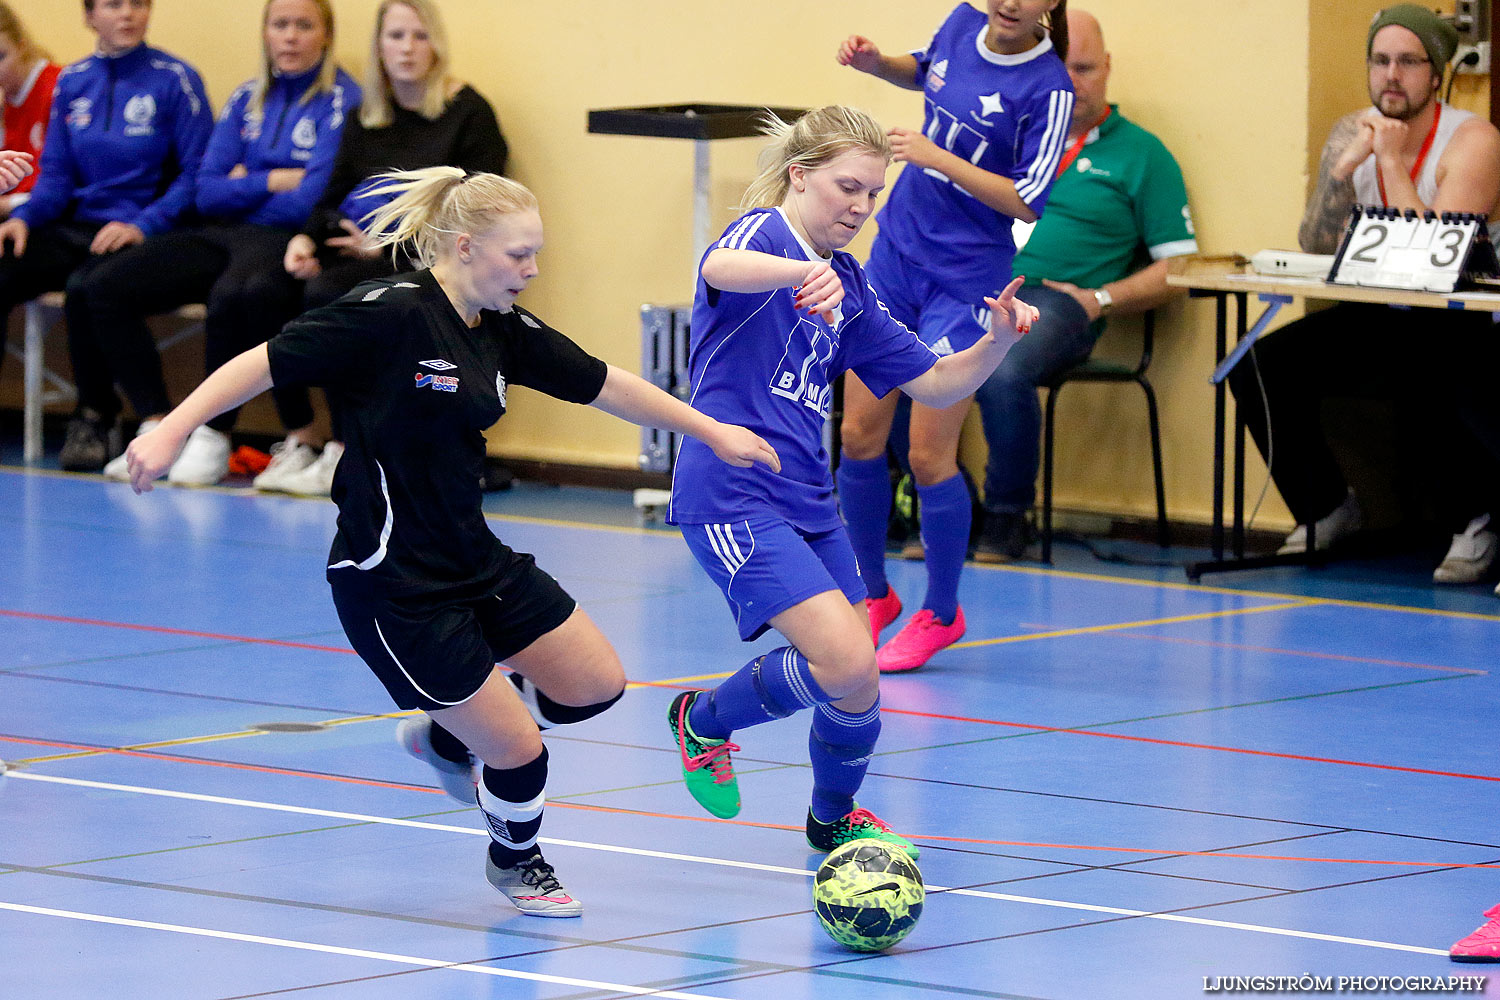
[{"xmin": 1093, "ymin": 287, "xmax": 1114, "ymax": 317}]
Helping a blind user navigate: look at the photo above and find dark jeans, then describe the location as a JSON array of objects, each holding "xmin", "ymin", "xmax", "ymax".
[
  {"xmin": 972, "ymin": 283, "xmax": 1098, "ymax": 514},
  {"xmin": 0, "ymin": 221, "xmax": 115, "ymax": 412},
  {"xmin": 1225, "ymin": 301, "xmax": 1500, "ymax": 530},
  {"xmin": 269, "ymin": 253, "xmax": 397, "ymax": 435},
  {"xmin": 72, "ymin": 222, "xmax": 301, "ymax": 430}
]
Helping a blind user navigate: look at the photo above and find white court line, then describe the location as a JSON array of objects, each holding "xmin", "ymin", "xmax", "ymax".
[
  {"xmin": 6, "ymin": 771, "xmax": 1449, "ymax": 958},
  {"xmin": 0, "ymin": 901, "xmax": 735, "ymax": 999}
]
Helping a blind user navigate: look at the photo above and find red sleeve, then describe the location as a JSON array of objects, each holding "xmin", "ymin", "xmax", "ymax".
[{"xmin": 3, "ymin": 62, "xmax": 60, "ymax": 195}]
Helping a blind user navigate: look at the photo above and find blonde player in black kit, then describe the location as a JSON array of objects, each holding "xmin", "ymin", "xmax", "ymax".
[{"xmin": 124, "ymin": 166, "xmax": 781, "ymax": 918}]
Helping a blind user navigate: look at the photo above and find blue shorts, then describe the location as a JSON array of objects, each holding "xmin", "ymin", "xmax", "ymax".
[
  {"xmin": 866, "ymin": 236, "xmax": 992, "ymax": 356},
  {"xmin": 681, "ymin": 518, "xmax": 867, "ymax": 641}
]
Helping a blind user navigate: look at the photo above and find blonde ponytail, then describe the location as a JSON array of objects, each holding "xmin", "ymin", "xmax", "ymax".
[
  {"xmin": 361, "ymin": 166, "xmax": 539, "ymax": 267},
  {"xmin": 740, "ymin": 106, "xmax": 891, "ymax": 210}
]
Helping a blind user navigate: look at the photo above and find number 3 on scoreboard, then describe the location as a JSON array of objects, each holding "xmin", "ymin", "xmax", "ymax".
[{"xmin": 1431, "ymin": 226, "xmax": 1466, "ymax": 268}]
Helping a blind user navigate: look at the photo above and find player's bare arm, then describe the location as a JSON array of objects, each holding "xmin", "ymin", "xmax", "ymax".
[{"xmin": 1300, "ymin": 113, "xmax": 1371, "ymax": 253}]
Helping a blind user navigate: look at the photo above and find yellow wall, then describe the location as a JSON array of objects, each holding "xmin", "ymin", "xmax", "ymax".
[{"xmin": 22, "ymin": 2, "xmax": 1489, "ymax": 530}]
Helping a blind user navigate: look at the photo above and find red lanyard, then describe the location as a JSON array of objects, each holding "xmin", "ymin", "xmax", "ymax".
[
  {"xmin": 1376, "ymin": 102, "xmax": 1440, "ymax": 207},
  {"xmin": 1057, "ymin": 107, "xmax": 1112, "ymax": 174}
]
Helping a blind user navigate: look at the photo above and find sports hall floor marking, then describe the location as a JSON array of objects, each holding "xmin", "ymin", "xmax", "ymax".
[
  {"xmin": 8, "ymin": 463, "xmax": 1500, "ymax": 624},
  {"xmin": 949, "ymin": 599, "xmax": 1313, "ymax": 650},
  {"xmin": 1114, "ymin": 631, "xmax": 1488, "ymax": 674},
  {"xmin": 0, "ymin": 771, "xmax": 1460, "ymax": 957},
  {"xmin": 0, "ymin": 901, "xmax": 741, "ymax": 1000}
]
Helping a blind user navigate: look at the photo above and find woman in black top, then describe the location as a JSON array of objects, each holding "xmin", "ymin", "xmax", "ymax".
[
  {"xmin": 125, "ymin": 166, "xmax": 780, "ymax": 917},
  {"xmin": 262, "ymin": 0, "xmax": 508, "ymax": 495}
]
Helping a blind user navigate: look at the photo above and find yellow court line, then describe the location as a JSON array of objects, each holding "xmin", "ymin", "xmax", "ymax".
[
  {"xmin": 12, "ymin": 711, "xmax": 413, "ymax": 766},
  {"xmin": 977, "ymin": 560, "xmax": 1500, "ymax": 623},
  {"xmin": 628, "ymin": 671, "xmax": 734, "ymax": 689},
  {"xmin": 11, "ymin": 463, "xmax": 1500, "ymax": 622},
  {"xmin": 479, "ymin": 506, "xmax": 1500, "ymax": 624},
  {"xmin": 950, "ymin": 600, "xmax": 1316, "ymax": 650}
]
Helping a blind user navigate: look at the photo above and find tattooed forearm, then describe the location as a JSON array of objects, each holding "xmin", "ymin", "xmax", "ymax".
[{"xmin": 1299, "ymin": 115, "xmax": 1365, "ymax": 253}]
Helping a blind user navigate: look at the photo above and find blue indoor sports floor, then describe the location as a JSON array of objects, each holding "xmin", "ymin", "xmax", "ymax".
[{"xmin": 1, "ymin": 465, "xmax": 1497, "ymax": 999}]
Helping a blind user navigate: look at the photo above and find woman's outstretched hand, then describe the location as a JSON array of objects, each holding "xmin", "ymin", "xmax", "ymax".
[{"xmin": 984, "ymin": 275, "xmax": 1039, "ymax": 337}]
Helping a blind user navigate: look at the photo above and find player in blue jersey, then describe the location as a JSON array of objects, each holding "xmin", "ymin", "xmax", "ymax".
[
  {"xmin": 666, "ymin": 106, "xmax": 1036, "ymax": 856},
  {"xmin": 835, "ymin": 1, "xmax": 1074, "ymax": 673}
]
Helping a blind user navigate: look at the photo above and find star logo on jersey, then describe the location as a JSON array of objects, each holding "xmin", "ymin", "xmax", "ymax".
[
  {"xmin": 418, "ymin": 359, "xmax": 457, "ymax": 371},
  {"xmin": 977, "ymin": 93, "xmax": 1004, "ymax": 119}
]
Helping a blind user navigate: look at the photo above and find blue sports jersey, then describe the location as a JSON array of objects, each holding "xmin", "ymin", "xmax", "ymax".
[
  {"xmin": 16, "ymin": 44, "xmax": 211, "ymax": 235},
  {"xmin": 874, "ymin": 3, "xmax": 1073, "ymax": 302},
  {"xmin": 195, "ymin": 64, "xmax": 360, "ymax": 230},
  {"xmin": 668, "ymin": 208, "xmax": 939, "ymax": 531}
]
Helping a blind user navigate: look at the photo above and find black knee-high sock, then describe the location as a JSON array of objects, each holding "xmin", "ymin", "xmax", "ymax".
[
  {"xmin": 478, "ymin": 746, "xmax": 548, "ymax": 868},
  {"xmin": 428, "ymin": 720, "xmax": 472, "ymax": 764}
]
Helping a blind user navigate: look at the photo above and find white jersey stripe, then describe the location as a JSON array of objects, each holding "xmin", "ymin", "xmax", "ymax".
[
  {"xmin": 717, "ymin": 210, "xmax": 771, "ymax": 251},
  {"xmin": 1016, "ymin": 89, "xmax": 1072, "ymax": 205},
  {"xmin": 328, "ymin": 460, "xmax": 393, "ymax": 571},
  {"xmin": 704, "ymin": 524, "xmax": 742, "ymax": 575}
]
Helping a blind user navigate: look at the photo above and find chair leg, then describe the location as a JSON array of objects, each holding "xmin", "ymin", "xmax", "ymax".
[
  {"xmin": 23, "ymin": 300, "xmax": 43, "ymax": 465},
  {"xmin": 1140, "ymin": 379, "xmax": 1169, "ymax": 548},
  {"xmin": 1041, "ymin": 384, "xmax": 1060, "ymax": 564}
]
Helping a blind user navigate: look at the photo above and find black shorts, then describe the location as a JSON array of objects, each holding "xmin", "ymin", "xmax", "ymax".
[{"xmin": 329, "ymin": 553, "xmax": 577, "ymax": 712}]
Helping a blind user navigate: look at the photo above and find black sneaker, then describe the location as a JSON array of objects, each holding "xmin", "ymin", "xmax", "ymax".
[
  {"xmin": 973, "ymin": 511, "xmax": 1031, "ymax": 564},
  {"xmin": 59, "ymin": 409, "xmax": 119, "ymax": 472}
]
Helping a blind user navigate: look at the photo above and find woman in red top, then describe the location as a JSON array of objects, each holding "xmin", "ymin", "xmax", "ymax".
[{"xmin": 0, "ymin": 3, "xmax": 58, "ymax": 214}]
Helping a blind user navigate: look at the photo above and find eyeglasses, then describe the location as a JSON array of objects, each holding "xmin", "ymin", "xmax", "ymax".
[{"xmin": 1368, "ymin": 53, "xmax": 1431, "ymax": 70}]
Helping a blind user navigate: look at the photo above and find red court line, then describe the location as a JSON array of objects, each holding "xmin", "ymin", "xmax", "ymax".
[
  {"xmin": 9, "ymin": 736, "xmax": 1498, "ymax": 870},
  {"xmin": 0, "ymin": 608, "xmax": 355, "ymax": 654},
  {"xmin": 880, "ymin": 707, "xmax": 1500, "ymax": 782}
]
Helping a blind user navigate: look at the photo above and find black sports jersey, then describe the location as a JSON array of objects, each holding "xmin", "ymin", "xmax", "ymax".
[{"xmin": 267, "ymin": 269, "xmax": 608, "ymax": 596}]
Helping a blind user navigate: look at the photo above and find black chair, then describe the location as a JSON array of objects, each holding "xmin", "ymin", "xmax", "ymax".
[{"xmin": 1039, "ymin": 309, "xmax": 1168, "ymax": 563}]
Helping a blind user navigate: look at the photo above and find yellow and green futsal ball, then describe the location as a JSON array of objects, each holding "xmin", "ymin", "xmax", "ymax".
[{"xmin": 812, "ymin": 838, "xmax": 925, "ymax": 952}]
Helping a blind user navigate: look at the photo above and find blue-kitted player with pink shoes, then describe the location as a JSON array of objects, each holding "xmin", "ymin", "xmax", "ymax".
[{"xmin": 665, "ymin": 106, "xmax": 1037, "ymax": 855}]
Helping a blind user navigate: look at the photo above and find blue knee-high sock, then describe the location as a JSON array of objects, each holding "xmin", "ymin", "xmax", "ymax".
[
  {"xmin": 808, "ymin": 697, "xmax": 882, "ymax": 822},
  {"xmin": 689, "ymin": 646, "xmax": 830, "ymax": 739},
  {"xmin": 837, "ymin": 454, "xmax": 892, "ymax": 599},
  {"xmin": 917, "ymin": 473, "xmax": 969, "ymax": 623}
]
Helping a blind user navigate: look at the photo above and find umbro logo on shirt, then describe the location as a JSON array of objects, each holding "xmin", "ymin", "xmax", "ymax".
[{"xmin": 418, "ymin": 359, "xmax": 457, "ymax": 371}]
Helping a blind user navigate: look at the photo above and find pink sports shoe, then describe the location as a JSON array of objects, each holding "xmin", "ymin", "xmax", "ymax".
[
  {"xmin": 1451, "ymin": 904, "xmax": 1500, "ymax": 962},
  {"xmin": 866, "ymin": 587, "xmax": 902, "ymax": 645},
  {"xmin": 876, "ymin": 605, "xmax": 966, "ymax": 673}
]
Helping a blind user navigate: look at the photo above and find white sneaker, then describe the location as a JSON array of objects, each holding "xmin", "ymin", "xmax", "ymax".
[
  {"xmin": 1278, "ymin": 493, "xmax": 1362, "ymax": 555},
  {"xmin": 279, "ymin": 440, "xmax": 343, "ymax": 496},
  {"xmin": 167, "ymin": 425, "xmax": 232, "ymax": 485},
  {"xmin": 253, "ymin": 438, "xmax": 319, "ymax": 492},
  {"xmin": 103, "ymin": 419, "xmax": 161, "ymax": 481},
  {"xmin": 1434, "ymin": 514, "xmax": 1498, "ymax": 584},
  {"xmin": 394, "ymin": 716, "xmax": 476, "ymax": 804}
]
